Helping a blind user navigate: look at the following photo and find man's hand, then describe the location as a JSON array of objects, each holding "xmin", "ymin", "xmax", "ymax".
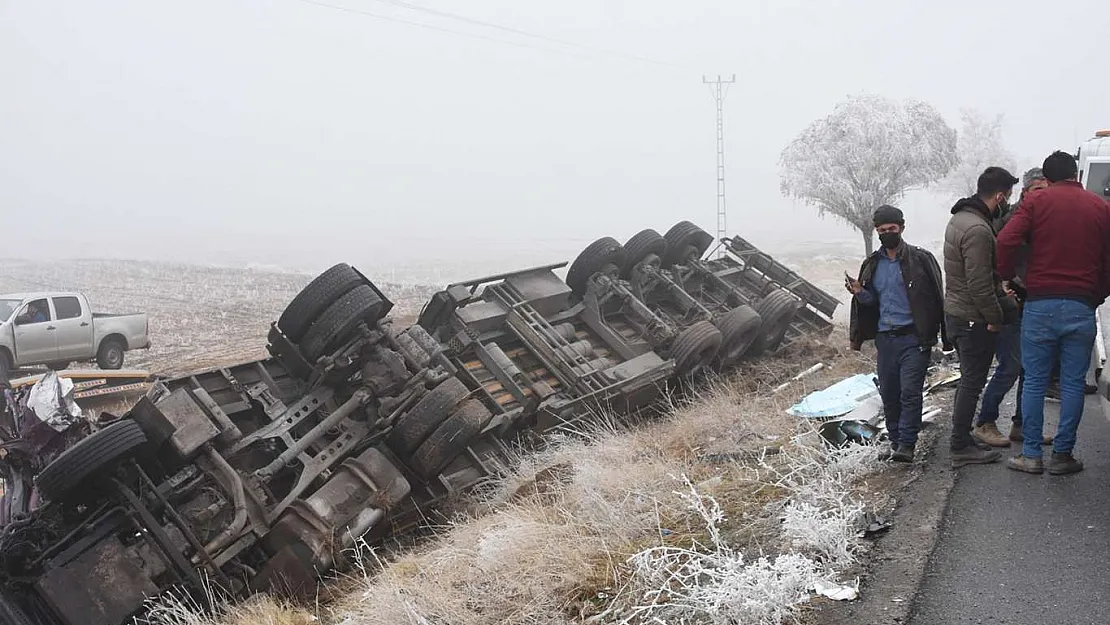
[
  {"xmin": 845, "ymin": 275, "xmax": 863, "ymax": 295},
  {"xmin": 1002, "ymin": 281, "xmax": 1016, "ymax": 297},
  {"xmin": 987, "ymin": 323, "xmax": 1001, "ymax": 333}
]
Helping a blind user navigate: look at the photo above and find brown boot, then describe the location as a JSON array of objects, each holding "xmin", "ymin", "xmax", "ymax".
[
  {"xmin": 972, "ymin": 423, "xmax": 1010, "ymax": 448},
  {"xmin": 1008, "ymin": 423, "xmax": 1054, "ymax": 445},
  {"xmin": 1006, "ymin": 455, "xmax": 1044, "ymax": 474},
  {"xmin": 1047, "ymin": 452, "xmax": 1084, "ymax": 475}
]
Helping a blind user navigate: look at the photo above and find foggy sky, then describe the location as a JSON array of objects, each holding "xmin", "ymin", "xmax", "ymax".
[{"xmin": 2, "ymin": 0, "xmax": 1107, "ymax": 282}]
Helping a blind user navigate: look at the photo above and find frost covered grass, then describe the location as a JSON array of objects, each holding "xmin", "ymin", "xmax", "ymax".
[{"xmin": 314, "ymin": 336, "xmax": 882, "ymax": 625}]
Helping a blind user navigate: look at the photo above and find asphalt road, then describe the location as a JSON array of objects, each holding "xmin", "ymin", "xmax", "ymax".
[{"xmin": 909, "ymin": 342, "xmax": 1110, "ymax": 623}]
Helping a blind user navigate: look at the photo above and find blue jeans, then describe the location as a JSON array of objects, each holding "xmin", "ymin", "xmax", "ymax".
[
  {"xmin": 875, "ymin": 332, "xmax": 930, "ymax": 447},
  {"xmin": 977, "ymin": 320, "xmax": 1022, "ymax": 425},
  {"xmin": 1020, "ymin": 299, "xmax": 1097, "ymax": 459}
]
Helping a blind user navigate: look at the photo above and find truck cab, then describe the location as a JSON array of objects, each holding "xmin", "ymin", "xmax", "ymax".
[{"xmin": 1077, "ymin": 130, "xmax": 1110, "ymax": 199}]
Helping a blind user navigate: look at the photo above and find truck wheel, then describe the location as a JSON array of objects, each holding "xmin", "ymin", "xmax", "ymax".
[
  {"xmin": 46, "ymin": 361, "xmax": 71, "ymax": 371},
  {"xmin": 387, "ymin": 377, "xmax": 470, "ymax": 456},
  {"xmin": 566, "ymin": 237, "xmax": 625, "ymax": 297},
  {"xmin": 278, "ymin": 263, "xmax": 365, "ymax": 342},
  {"xmin": 299, "ymin": 285, "xmax": 384, "ymax": 361},
  {"xmin": 35, "ymin": 420, "xmax": 148, "ymax": 502},
  {"xmin": 620, "ymin": 229, "xmax": 669, "ymax": 278},
  {"xmin": 409, "ymin": 399, "xmax": 490, "ymax": 479},
  {"xmin": 96, "ymin": 339, "xmax": 125, "ymax": 370},
  {"xmin": 748, "ymin": 289, "xmax": 800, "ymax": 357},
  {"xmin": 670, "ymin": 320, "xmax": 723, "ymax": 377},
  {"xmin": 0, "ymin": 350, "xmax": 13, "ymax": 375},
  {"xmin": 715, "ymin": 305, "xmax": 763, "ymax": 368},
  {"xmin": 662, "ymin": 221, "xmax": 714, "ymax": 268}
]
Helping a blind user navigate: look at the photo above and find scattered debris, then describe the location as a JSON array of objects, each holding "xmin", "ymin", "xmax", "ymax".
[
  {"xmin": 814, "ymin": 578, "xmax": 860, "ymax": 601},
  {"xmin": 25, "ymin": 371, "xmax": 84, "ymax": 432},
  {"xmin": 818, "ymin": 419, "xmax": 882, "ymax": 448},
  {"xmin": 772, "ymin": 362, "xmax": 827, "ymax": 394},
  {"xmin": 788, "ymin": 373, "xmax": 879, "ymax": 419},
  {"xmin": 925, "ymin": 366, "xmax": 961, "ymax": 394},
  {"xmin": 859, "ymin": 511, "xmax": 893, "ymax": 537}
]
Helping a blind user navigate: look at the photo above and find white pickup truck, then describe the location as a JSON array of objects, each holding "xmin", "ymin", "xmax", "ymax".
[{"xmin": 0, "ymin": 291, "xmax": 150, "ymax": 372}]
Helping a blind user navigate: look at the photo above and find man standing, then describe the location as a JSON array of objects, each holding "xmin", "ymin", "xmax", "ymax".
[
  {"xmin": 943, "ymin": 166, "xmax": 1021, "ymax": 467},
  {"xmin": 998, "ymin": 151, "xmax": 1110, "ymax": 475},
  {"xmin": 848, "ymin": 205, "xmax": 946, "ymax": 463},
  {"xmin": 973, "ymin": 168, "xmax": 1052, "ymax": 447}
]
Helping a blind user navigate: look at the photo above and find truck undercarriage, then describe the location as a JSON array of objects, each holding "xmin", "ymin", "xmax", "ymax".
[{"xmin": 0, "ymin": 222, "xmax": 838, "ymax": 625}]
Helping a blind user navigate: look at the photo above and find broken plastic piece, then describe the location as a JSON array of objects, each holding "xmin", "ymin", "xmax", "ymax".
[
  {"xmin": 859, "ymin": 511, "xmax": 893, "ymax": 537},
  {"xmin": 818, "ymin": 419, "xmax": 882, "ymax": 447},
  {"xmin": 814, "ymin": 578, "xmax": 859, "ymax": 601},
  {"xmin": 788, "ymin": 373, "xmax": 879, "ymax": 418}
]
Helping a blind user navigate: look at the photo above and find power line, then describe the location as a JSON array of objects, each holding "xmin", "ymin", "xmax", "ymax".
[
  {"xmin": 290, "ymin": 0, "xmax": 673, "ymax": 68},
  {"xmin": 367, "ymin": 0, "xmax": 676, "ymax": 67}
]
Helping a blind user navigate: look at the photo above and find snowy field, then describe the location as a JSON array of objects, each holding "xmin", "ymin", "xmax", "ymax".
[{"xmin": 0, "ymin": 260, "xmax": 439, "ymax": 375}]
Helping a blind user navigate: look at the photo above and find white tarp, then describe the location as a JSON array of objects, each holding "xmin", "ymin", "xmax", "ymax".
[
  {"xmin": 788, "ymin": 373, "xmax": 879, "ymax": 419},
  {"xmin": 26, "ymin": 371, "xmax": 84, "ymax": 432}
]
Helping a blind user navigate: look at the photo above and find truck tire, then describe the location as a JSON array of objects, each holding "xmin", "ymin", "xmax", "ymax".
[
  {"xmin": 621, "ymin": 229, "xmax": 669, "ymax": 278},
  {"xmin": 96, "ymin": 338, "xmax": 125, "ymax": 370},
  {"xmin": 0, "ymin": 350, "xmax": 14, "ymax": 374},
  {"xmin": 670, "ymin": 320, "xmax": 723, "ymax": 377},
  {"xmin": 715, "ymin": 305, "xmax": 763, "ymax": 367},
  {"xmin": 278, "ymin": 263, "xmax": 365, "ymax": 342},
  {"xmin": 387, "ymin": 377, "xmax": 470, "ymax": 456},
  {"xmin": 409, "ymin": 398, "xmax": 490, "ymax": 479},
  {"xmin": 748, "ymin": 289, "xmax": 800, "ymax": 357},
  {"xmin": 299, "ymin": 285, "xmax": 384, "ymax": 361},
  {"xmin": 662, "ymin": 221, "xmax": 714, "ymax": 268},
  {"xmin": 46, "ymin": 361, "xmax": 71, "ymax": 371},
  {"xmin": 35, "ymin": 420, "xmax": 148, "ymax": 502},
  {"xmin": 566, "ymin": 237, "xmax": 625, "ymax": 297}
]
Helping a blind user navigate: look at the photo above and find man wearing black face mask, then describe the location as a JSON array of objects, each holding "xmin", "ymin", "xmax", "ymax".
[
  {"xmin": 943, "ymin": 166, "xmax": 1021, "ymax": 467},
  {"xmin": 848, "ymin": 205, "xmax": 946, "ymax": 463}
]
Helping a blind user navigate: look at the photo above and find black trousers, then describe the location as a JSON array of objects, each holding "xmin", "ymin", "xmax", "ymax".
[{"xmin": 947, "ymin": 315, "xmax": 999, "ymax": 450}]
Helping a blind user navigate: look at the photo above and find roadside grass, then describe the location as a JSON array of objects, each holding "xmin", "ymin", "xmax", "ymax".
[{"xmin": 145, "ymin": 330, "xmax": 885, "ymax": 625}]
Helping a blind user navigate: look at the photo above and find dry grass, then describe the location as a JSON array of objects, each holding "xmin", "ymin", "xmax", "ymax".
[{"xmin": 315, "ymin": 332, "xmax": 880, "ymax": 625}]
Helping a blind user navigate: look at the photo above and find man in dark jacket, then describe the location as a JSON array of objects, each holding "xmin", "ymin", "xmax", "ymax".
[
  {"xmin": 975, "ymin": 168, "xmax": 1052, "ymax": 447},
  {"xmin": 848, "ymin": 205, "xmax": 945, "ymax": 463},
  {"xmin": 943, "ymin": 166, "xmax": 1020, "ymax": 467},
  {"xmin": 997, "ymin": 151, "xmax": 1110, "ymax": 475}
]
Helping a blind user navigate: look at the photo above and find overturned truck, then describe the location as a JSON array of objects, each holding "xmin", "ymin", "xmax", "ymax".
[{"xmin": 0, "ymin": 222, "xmax": 837, "ymax": 625}]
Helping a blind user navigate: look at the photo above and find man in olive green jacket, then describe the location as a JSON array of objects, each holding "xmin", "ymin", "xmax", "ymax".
[{"xmin": 943, "ymin": 166, "xmax": 1020, "ymax": 467}]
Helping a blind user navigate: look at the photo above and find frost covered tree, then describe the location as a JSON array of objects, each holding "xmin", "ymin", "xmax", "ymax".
[
  {"xmin": 941, "ymin": 109, "xmax": 1016, "ymax": 198},
  {"xmin": 779, "ymin": 94, "xmax": 959, "ymax": 255}
]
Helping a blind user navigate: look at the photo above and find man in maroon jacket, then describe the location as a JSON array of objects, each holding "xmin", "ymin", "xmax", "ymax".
[{"xmin": 997, "ymin": 151, "xmax": 1110, "ymax": 475}]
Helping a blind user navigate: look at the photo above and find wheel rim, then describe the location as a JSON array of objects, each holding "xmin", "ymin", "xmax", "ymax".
[{"xmin": 107, "ymin": 347, "xmax": 122, "ymax": 367}]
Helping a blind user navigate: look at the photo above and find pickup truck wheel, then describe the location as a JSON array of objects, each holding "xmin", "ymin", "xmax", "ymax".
[
  {"xmin": 278, "ymin": 263, "xmax": 365, "ymax": 342},
  {"xmin": 748, "ymin": 289, "xmax": 800, "ymax": 357},
  {"xmin": 387, "ymin": 377, "xmax": 469, "ymax": 456},
  {"xmin": 96, "ymin": 339, "xmax": 125, "ymax": 370},
  {"xmin": 299, "ymin": 285, "xmax": 384, "ymax": 361},
  {"xmin": 670, "ymin": 320, "xmax": 723, "ymax": 377},
  {"xmin": 46, "ymin": 361, "xmax": 71, "ymax": 371},
  {"xmin": 0, "ymin": 350, "xmax": 12, "ymax": 374},
  {"xmin": 662, "ymin": 221, "xmax": 714, "ymax": 268},
  {"xmin": 621, "ymin": 229, "xmax": 669, "ymax": 278},
  {"xmin": 566, "ymin": 237, "xmax": 625, "ymax": 297},
  {"xmin": 409, "ymin": 398, "xmax": 490, "ymax": 479},
  {"xmin": 715, "ymin": 305, "xmax": 763, "ymax": 367},
  {"xmin": 35, "ymin": 420, "xmax": 148, "ymax": 502}
]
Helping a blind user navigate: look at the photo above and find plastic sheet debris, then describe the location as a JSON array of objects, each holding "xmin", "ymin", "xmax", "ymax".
[
  {"xmin": 26, "ymin": 371, "xmax": 84, "ymax": 432},
  {"xmin": 814, "ymin": 578, "xmax": 859, "ymax": 601},
  {"xmin": 788, "ymin": 373, "xmax": 879, "ymax": 419},
  {"xmin": 859, "ymin": 511, "xmax": 893, "ymax": 537},
  {"xmin": 818, "ymin": 419, "xmax": 882, "ymax": 447},
  {"xmin": 925, "ymin": 366, "xmax": 961, "ymax": 395}
]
